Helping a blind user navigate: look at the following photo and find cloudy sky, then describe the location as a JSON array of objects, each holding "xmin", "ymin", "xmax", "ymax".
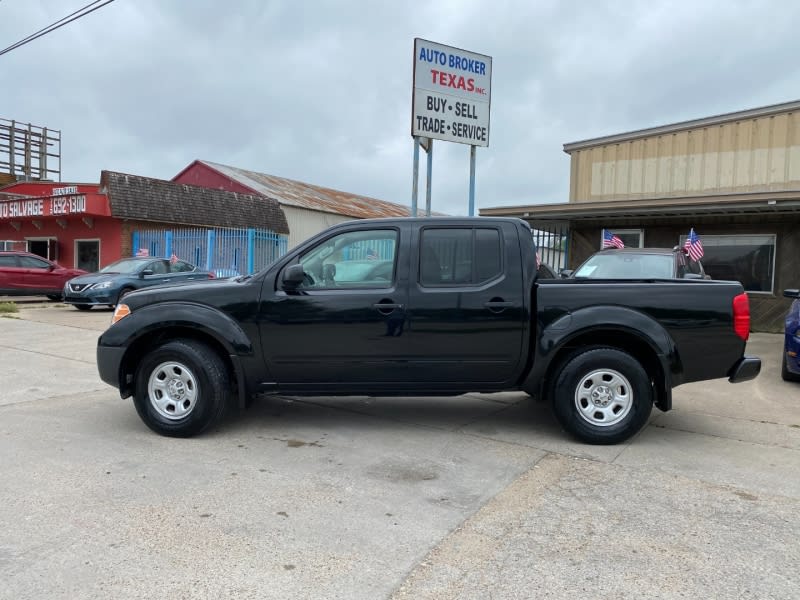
[{"xmin": 3, "ymin": 0, "xmax": 799, "ymax": 216}]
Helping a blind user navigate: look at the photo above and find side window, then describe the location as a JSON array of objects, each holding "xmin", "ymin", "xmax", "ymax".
[
  {"xmin": 475, "ymin": 229, "xmax": 501, "ymax": 281},
  {"xmin": 676, "ymin": 252, "xmax": 687, "ymax": 278},
  {"xmin": 170, "ymin": 260, "xmax": 195, "ymax": 273},
  {"xmin": 686, "ymin": 257, "xmax": 703, "ymax": 276},
  {"xmin": 19, "ymin": 256, "xmax": 51, "ymax": 269},
  {"xmin": 296, "ymin": 229, "xmax": 398, "ymax": 289},
  {"xmin": 0, "ymin": 256, "xmax": 19, "ymax": 267},
  {"xmin": 146, "ymin": 261, "xmax": 168, "ymax": 275},
  {"xmin": 420, "ymin": 227, "xmax": 502, "ymax": 286}
]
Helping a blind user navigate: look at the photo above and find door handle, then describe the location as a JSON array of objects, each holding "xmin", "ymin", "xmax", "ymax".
[
  {"xmin": 373, "ymin": 301, "xmax": 403, "ymax": 315},
  {"xmin": 484, "ymin": 299, "xmax": 513, "ymax": 313}
]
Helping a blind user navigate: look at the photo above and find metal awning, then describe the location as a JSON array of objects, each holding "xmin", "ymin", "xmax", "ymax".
[{"xmin": 480, "ymin": 191, "xmax": 800, "ymax": 223}]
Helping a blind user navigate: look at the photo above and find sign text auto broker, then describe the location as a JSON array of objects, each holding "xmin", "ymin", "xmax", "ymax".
[{"xmin": 412, "ymin": 38, "xmax": 492, "ymax": 147}]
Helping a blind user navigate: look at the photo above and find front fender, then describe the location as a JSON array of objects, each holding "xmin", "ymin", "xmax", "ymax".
[
  {"xmin": 98, "ymin": 302, "xmax": 256, "ymax": 405},
  {"xmin": 522, "ymin": 305, "xmax": 680, "ymax": 407},
  {"xmin": 99, "ymin": 302, "xmax": 253, "ymax": 355}
]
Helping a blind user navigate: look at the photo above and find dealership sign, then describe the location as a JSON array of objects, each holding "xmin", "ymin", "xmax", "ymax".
[{"xmin": 412, "ymin": 38, "xmax": 492, "ymax": 147}]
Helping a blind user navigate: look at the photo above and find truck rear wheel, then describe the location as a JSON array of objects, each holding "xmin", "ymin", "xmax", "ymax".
[
  {"xmin": 551, "ymin": 347, "xmax": 653, "ymax": 445},
  {"xmin": 133, "ymin": 339, "xmax": 229, "ymax": 437}
]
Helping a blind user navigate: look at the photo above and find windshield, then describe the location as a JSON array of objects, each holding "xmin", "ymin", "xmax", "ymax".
[
  {"xmin": 574, "ymin": 253, "xmax": 674, "ymax": 279},
  {"xmin": 100, "ymin": 259, "xmax": 151, "ymax": 274}
]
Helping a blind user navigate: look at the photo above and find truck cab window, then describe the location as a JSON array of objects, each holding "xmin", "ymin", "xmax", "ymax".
[
  {"xmin": 297, "ymin": 229, "xmax": 398, "ymax": 289},
  {"xmin": 420, "ymin": 227, "xmax": 502, "ymax": 286}
]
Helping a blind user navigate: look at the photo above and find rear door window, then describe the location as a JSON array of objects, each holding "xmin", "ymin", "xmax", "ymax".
[{"xmin": 420, "ymin": 227, "xmax": 502, "ymax": 286}]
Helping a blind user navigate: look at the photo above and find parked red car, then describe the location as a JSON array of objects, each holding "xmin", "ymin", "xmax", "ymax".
[{"xmin": 0, "ymin": 251, "xmax": 87, "ymax": 300}]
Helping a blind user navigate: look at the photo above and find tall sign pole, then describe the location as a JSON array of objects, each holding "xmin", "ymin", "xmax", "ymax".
[
  {"xmin": 469, "ymin": 145, "xmax": 476, "ymax": 216},
  {"xmin": 411, "ymin": 38, "xmax": 492, "ymax": 216},
  {"xmin": 411, "ymin": 137, "xmax": 420, "ymax": 217}
]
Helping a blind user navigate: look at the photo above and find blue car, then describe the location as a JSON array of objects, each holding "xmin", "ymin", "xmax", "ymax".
[
  {"xmin": 783, "ymin": 288, "xmax": 800, "ymax": 382},
  {"xmin": 63, "ymin": 257, "xmax": 214, "ymax": 310}
]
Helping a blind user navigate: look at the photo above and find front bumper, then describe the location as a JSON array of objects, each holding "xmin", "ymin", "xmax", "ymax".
[
  {"xmin": 96, "ymin": 343, "xmax": 127, "ymax": 395},
  {"xmin": 728, "ymin": 355, "xmax": 762, "ymax": 383},
  {"xmin": 64, "ymin": 282, "xmax": 116, "ymax": 306}
]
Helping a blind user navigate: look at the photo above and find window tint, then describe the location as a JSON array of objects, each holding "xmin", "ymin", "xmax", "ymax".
[
  {"xmin": 296, "ymin": 229, "xmax": 398, "ymax": 289},
  {"xmin": 0, "ymin": 256, "xmax": 18, "ymax": 267},
  {"xmin": 19, "ymin": 256, "xmax": 50, "ymax": 269},
  {"xmin": 475, "ymin": 229, "xmax": 501, "ymax": 281},
  {"xmin": 686, "ymin": 256, "xmax": 703, "ymax": 276},
  {"xmin": 146, "ymin": 261, "xmax": 169, "ymax": 274},
  {"xmin": 420, "ymin": 227, "xmax": 502, "ymax": 286},
  {"xmin": 170, "ymin": 260, "xmax": 195, "ymax": 273},
  {"xmin": 680, "ymin": 234, "xmax": 775, "ymax": 292}
]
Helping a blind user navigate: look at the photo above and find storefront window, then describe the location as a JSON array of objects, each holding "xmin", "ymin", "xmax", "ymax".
[
  {"xmin": 599, "ymin": 229, "xmax": 643, "ymax": 249},
  {"xmin": 680, "ymin": 234, "xmax": 776, "ymax": 293}
]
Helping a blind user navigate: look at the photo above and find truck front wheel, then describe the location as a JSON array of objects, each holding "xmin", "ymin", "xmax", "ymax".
[
  {"xmin": 133, "ymin": 339, "xmax": 229, "ymax": 437},
  {"xmin": 551, "ymin": 347, "xmax": 653, "ymax": 445}
]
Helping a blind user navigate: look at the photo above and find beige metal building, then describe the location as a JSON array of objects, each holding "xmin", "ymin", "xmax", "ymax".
[{"xmin": 482, "ymin": 99, "xmax": 800, "ymax": 332}]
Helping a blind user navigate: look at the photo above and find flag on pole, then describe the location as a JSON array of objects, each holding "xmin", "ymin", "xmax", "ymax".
[
  {"xmin": 684, "ymin": 228, "xmax": 704, "ymax": 262},
  {"xmin": 603, "ymin": 230, "xmax": 625, "ymax": 249}
]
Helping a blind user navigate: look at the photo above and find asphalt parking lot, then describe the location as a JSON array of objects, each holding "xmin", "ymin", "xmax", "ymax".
[{"xmin": 1, "ymin": 303, "xmax": 799, "ymax": 600}]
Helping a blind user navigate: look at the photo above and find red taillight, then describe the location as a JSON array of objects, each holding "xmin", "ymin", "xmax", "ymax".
[
  {"xmin": 732, "ymin": 293, "xmax": 750, "ymax": 341},
  {"xmin": 208, "ymin": 272, "xmax": 215, "ymax": 279}
]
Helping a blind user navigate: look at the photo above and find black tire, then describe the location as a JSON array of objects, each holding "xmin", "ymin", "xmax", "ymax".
[
  {"xmin": 133, "ymin": 339, "xmax": 230, "ymax": 437},
  {"xmin": 46, "ymin": 294, "xmax": 62, "ymax": 302},
  {"xmin": 116, "ymin": 286, "xmax": 135, "ymax": 305},
  {"xmin": 551, "ymin": 347, "xmax": 653, "ymax": 445},
  {"xmin": 74, "ymin": 304, "xmax": 92, "ymax": 311},
  {"xmin": 782, "ymin": 353, "xmax": 800, "ymax": 382}
]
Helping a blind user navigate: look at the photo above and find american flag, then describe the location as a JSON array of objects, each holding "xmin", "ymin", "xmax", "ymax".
[
  {"xmin": 684, "ymin": 228, "xmax": 704, "ymax": 262},
  {"xmin": 603, "ymin": 230, "xmax": 625, "ymax": 249},
  {"xmin": 169, "ymin": 253, "xmax": 179, "ymax": 264}
]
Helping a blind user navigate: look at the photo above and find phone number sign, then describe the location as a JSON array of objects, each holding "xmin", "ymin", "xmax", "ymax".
[{"xmin": 412, "ymin": 38, "xmax": 492, "ymax": 147}]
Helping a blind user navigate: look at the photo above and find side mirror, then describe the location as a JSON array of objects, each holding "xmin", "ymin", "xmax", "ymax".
[
  {"xmin": 281, "ymin": 264, "xmax": 305, "ymax": 289},
  {"xmin": 784, "ymin": 289, "xmax": 800, "ymax": 299},
  {"xmin": 140, "ymin": 269, "xmax": 154, "ymax": 278},
  {"xmin": 560, "ymin": 269, "xmax": 573, "ymax": 279}
]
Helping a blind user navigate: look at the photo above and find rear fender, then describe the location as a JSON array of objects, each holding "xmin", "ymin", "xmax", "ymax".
[{"xmin": 522, "ymin": 305, "xmax": 680, "ymax": 411}]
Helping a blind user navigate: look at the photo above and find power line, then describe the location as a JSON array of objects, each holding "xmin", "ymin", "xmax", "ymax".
[
  {"xmin": 0, "ymin": 0, "xmax": 115, "ymax": 58},
  {"xmin": 2, "ymin": 1, "xmax": 106, "ymax": 55}
]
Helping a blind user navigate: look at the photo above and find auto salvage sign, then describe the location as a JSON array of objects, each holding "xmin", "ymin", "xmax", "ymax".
[{"xmin": 412, "ymin": 38, "xmax": 492, "ymax": 147}]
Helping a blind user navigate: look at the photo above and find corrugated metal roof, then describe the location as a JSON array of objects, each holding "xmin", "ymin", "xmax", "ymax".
[{"xmin": 199, "ymin": 160, "xmax": 420, "ymax": 219}]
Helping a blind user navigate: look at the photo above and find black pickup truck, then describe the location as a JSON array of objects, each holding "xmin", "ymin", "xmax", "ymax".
[{"xmin": 97, "ymin": 217, "xmax": 761, "ymax": 444}]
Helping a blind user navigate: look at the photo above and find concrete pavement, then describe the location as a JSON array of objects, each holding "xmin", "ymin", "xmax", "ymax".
[{"xmin": 1, "ymin": 304, "xmax": 798, "ymax": 599}]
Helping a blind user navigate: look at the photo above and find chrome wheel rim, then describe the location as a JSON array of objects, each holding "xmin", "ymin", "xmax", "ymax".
[
  {"xmin": 147, "ymin": 361, "xmax": 199, "ymax": 420},
  {"xmin": 574, "ymin": 368, "xmax": 633, "ymax": 427}
]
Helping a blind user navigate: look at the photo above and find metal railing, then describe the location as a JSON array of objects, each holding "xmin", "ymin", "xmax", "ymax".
[{"xmin": 132, "ymin": 227, "xmax": 288, "ymax": 275}]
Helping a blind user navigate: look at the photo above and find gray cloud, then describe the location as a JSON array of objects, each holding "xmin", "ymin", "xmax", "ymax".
[{"xmin": 2, "ymin": 0, "xmax": 799, "ymax": 215}]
